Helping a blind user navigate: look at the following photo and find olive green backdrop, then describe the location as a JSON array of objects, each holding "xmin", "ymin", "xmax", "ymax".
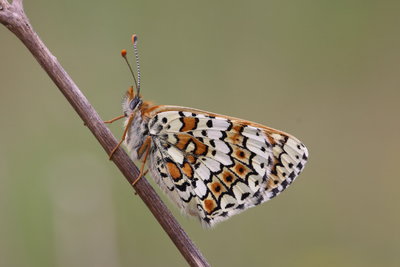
[{"xmin": 1, "ymin": 1, "xmax": 399, "ymax": 266}]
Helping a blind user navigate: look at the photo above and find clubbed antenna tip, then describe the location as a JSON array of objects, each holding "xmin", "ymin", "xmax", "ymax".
[
  {"xmin": 121, "ymin": 49, "xmax": 127, "ymax": 57},
  {"xmin": 132, "ymin": 34, "xmax": 138, "ymax": 44}
]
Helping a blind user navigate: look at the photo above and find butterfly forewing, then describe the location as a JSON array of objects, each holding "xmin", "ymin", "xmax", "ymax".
[{"xmin": 145, "ymin": 106, "xmax": 308, "ymax": 226}]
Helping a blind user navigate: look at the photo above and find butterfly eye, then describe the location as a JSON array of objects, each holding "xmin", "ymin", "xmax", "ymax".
[{"xmin": 129, "ymin": 97, "xmax": 141, "ymax": 110}]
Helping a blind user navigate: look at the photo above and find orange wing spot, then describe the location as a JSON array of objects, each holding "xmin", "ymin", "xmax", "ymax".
[
  {"xmin": 234, "ymin": 162, "xmax": 249, "ymax": 178},
  {"xmin": 175, "ymin": 135, "xmax": 191, "ymax": 150},
  {"xmin": 166, "ymin": 162, "xmax": 181, "ymax": 180},
  {"xmin": 233, "ymin": 124, "xmax": 244, "ymax": 133},
  {"xmin": 174, "ymin": 134, "xmax": 207, "ymax": 155},
  {"xmin": 235, "ymin": 149, "xmax": 246, "ymax": 159},
  {"xmin": 181, "ymin": 117, "xmax": 198, "ymax": 132},
  {"xmin": 229, "ymin": 124, "xmax": 245, "ymax": 144},
  {"xmin": 181, "ymin": 162, "xmax": 194, "ymax": 178},
  {"xmin": 211, "ymin": 182, "xmax": 222, "ymax": 192},
  {"xmin": 210, "ymin": 182, "xmax": 225, "ymax": 197},
  {"xmin": 265, "ymin": 131, "xmax": 277, "ymax": 145},
  {"xmin": 204, "ymin": 199, "xmax": 216, "ymax": 214},
  {"xmin": 222, "ymin": 171, "xmax": 235, "ymax": 184},
  {"xmin": 192, "ymin": 137, "xmax": 207, "ymax": 155},
  {"xmin": 187, "ymin": 155, "xmax": 196, "ymax": 164},
  {"xmin": 228, "ymin": 132, "xmax": 243, "ymax": 145}
]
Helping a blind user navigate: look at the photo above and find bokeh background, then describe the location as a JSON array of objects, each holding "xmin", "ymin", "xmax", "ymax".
[{"xmin": 1, "ymin": 1, "xmax": 399, "ymax": 266}]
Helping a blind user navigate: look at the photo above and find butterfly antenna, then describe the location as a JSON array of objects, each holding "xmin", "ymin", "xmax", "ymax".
[
  {"xmin": 121, "ymin": 49, "xmax": 138, "ymax": 93},
  {"xmin": 131, "ymin": 34, "xmax": 141, "ymax": 96}
]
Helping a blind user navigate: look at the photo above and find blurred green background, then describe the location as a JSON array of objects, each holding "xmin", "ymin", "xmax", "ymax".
[{"xmin": 1, "ymin": 0, "xmax": 399, "ymax": 266}]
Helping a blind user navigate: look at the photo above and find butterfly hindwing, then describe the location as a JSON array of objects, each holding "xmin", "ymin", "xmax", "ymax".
[{"xmin": 145, "ymin": 106, "xmax": 308, "ymax": 226}]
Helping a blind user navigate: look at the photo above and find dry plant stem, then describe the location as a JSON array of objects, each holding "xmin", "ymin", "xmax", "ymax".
[{"xmin": 0, "ymin": 1, "xmax": 210, "ymax": 266}]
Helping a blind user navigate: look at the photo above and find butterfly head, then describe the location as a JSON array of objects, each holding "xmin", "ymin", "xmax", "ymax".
[{"xmin": 123, "ymin": 86, "xmax": 142, "ymax": 115}]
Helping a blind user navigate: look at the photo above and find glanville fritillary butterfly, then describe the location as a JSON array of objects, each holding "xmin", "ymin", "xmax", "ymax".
[{"xmin": 106, "ymin": 35, "xmax": 309, "ymax": 227}]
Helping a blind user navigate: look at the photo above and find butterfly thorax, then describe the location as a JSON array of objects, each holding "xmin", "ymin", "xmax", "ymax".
[{"xmin": 123, "ymin": 99, "xmax": 154, "ymax": 161}]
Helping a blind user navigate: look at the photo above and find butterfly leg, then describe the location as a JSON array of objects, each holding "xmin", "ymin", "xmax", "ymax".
[
  {"xmin": 108, "ymin": 113, "xmax": 135, "ymax": 159},
  {"xmin": 104, "ymin": 114, "xmax": 125, "ymax": 124},
  {"xmin": 132, "ymin": 136, "xmax": 152, "ymax": 186}
]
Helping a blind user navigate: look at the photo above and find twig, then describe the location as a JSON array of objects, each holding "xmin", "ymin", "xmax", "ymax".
[{"xmin": 0, "ymin": 1, "xmax": 210, "ymax": 266}]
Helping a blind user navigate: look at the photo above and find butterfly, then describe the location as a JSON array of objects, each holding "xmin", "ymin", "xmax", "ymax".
[{"xmin": 106, "ymin": 35, "xmax": 309, "ymax": 227}]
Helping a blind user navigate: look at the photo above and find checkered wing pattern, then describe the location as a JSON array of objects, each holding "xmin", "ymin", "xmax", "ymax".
[{"xmin": 146, "ymin": 107, "xmax": 308, "ymax": 227}]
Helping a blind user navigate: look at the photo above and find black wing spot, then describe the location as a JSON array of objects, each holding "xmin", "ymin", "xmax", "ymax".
[
  {"xmin": 297, "ymin": 162, "xmax": 304, "ymax": 170},
  {"xmin": 241, "ymin": 192, "xmax": 250, "ymax": 200},
  {"xmin": 255, "ymin": 195, "xmax": 264, "ymax": 205},
  {"xmin": 209, "ymin": 140, "xmax": 216, "ymax": 147},
  {"xmin": 272, "ymin": 188, "xmax": 280, "ymax": 195},
  {"xmin": 268, "ymin": 157, "xmax": 273, "ymax": 166},
  {"xmin": 225, "ymin": 203, "xmax": 235, "ymax": 209},
  {"xmin": 281, "ymin": 180, "xmax": 289, "ymax": 188},
  {"xmin": 203, "ymin": 217, "xmax": 211, "ymax": 224},
  {"xmin": 236, "ymin": 204, "xmax": 245, "ymax": 210},
  {"xmin": 226, "ymin": 122, "xmax": 233, "ymax": 131}
]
